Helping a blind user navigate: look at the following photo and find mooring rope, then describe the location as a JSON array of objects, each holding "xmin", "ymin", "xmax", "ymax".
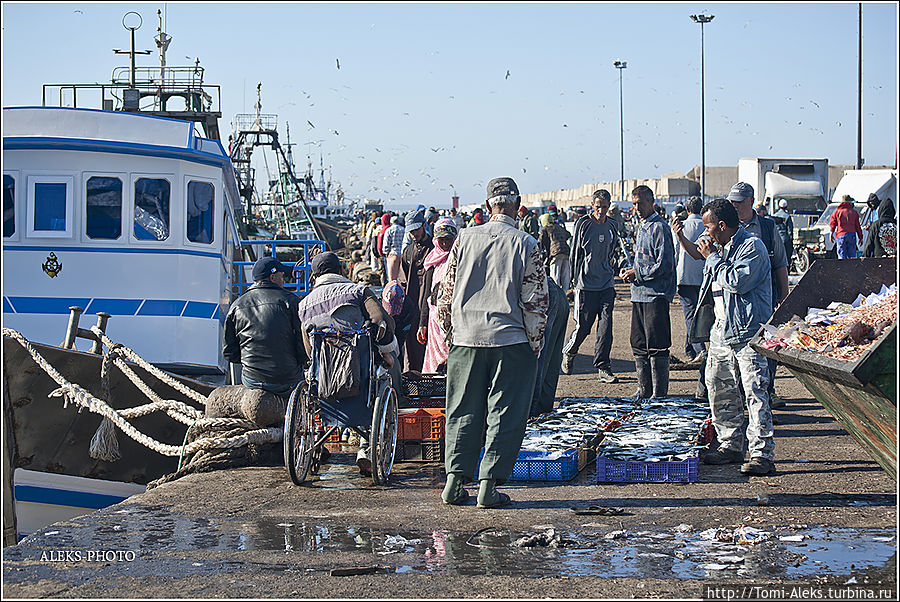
[{"xmin": 2, "ymin": 328, "xmax": 282, "ymax": 467}]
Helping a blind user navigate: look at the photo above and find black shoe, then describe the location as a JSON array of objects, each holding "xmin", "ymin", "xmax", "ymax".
[
  {"xmin": 770, "ymin": 395, "xmax": 786, "ymax": 410},
  {"xmin": 740, "ymin": 457, "xmax": 776, "ymax": 476},
  {"xmin": 702, "ymin": 449, "xmax": 744, "ymax": 465},
  {"xmin": 597, "ymin": 367, "xmax": 618, "ymax": 383}
]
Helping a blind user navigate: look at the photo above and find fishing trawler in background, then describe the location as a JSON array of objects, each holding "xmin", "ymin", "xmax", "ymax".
[{"xmin": 1, "ymin": 10, "xmax": 334, "ymax": 543}]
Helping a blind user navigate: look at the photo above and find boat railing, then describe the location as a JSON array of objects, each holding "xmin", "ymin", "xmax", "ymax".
[
  {"xmin": 232, "ymin": 113, "xmax": 278, "ymax": 133},
  {"xmin": 234, "ymin": 239, "xmax": 326, "ymax": 297},
  {"xmin": 41, "ymin": 79, "xmax": 222, "ymax": 115}
]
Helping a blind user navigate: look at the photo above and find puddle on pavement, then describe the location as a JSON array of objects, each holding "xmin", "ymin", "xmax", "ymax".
[
  {"xmin": 14, "ymin": 505, "xmax": 895, "ymax": 581},
  {"xmin": 303, "ymin": 449, "xmax": 446, "ymax": 491}
]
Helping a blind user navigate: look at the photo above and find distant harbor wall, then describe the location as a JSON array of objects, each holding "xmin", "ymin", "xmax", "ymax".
[
  {"xmin": 519, "ymin": 163, "xmax": 893, "ymax": 210},
  {"xmin": 520, "ymin": 175, "xmax": 700, "ymax": 209}
]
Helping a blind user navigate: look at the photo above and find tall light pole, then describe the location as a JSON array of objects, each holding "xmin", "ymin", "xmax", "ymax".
[
  {"xmin": 856, "ymin": 2, "xmax": 863, "ymax": 169},
  {"xmin": 613, "ymin": 60, "xmax": 627, "ymax": 206},
  {"xmin": 690, "ymin": 13, "xmax": 714, "ymax": 201}
]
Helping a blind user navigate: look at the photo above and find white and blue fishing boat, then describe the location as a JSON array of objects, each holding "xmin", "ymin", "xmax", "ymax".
[{"xmin": 1, "ymin": 12, "xmax": 324, "ymax": 544}]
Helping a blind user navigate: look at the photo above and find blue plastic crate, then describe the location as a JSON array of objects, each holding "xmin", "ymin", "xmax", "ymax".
[
  {"xmin": 596, "ymin": 455, "xmax": 699, "ymax": 483},
  {"xmin": 477, "ymin": 448, "xmax": 579, "ymax": 482}
]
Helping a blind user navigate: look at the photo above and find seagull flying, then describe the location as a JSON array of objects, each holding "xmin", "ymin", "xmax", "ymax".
[
  {"xmin": 336, "ymin": 58, "xmax": 340, "ymax": 69},
  {"xmin": 306, "ymin": 120, "xmax": 315, "ymax": 129},
  {"xmin": 505, "ymin": 70, "xmax": 510, "ymax": 80}
]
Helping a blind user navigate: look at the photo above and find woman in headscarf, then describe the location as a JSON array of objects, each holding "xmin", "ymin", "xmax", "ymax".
[
  {"xmin": 416, "ymin": 218, "xmax": 459, "ymax": 373},
  {"xmin": 373, "ymin": 213, "xmax": 392, "ymax": 283}
]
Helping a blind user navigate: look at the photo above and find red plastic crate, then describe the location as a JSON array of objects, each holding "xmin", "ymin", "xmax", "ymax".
[
  {"xmin": 313, "ymin": 417, "xmax": 342, "ymax": 443},
  {"xmin": 398, "ymin": 408, "xmax": 445, "ymax": 440}
]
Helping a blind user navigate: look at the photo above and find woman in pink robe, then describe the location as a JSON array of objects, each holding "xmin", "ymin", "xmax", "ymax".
[{"xmin": 417, "ymin": 218, "xmax": 458, "ymax": 373}]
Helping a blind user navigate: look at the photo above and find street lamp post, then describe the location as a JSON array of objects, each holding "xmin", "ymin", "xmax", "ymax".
[
  {"xmin": 690, "ymin": 13, "xmax": 714, "ymax": 201},
  {"xmin": 856, "ymin": 2, "xmax": 863, "ymax": 170},
  {"xmin": 613, "ymin": 60, "xmax": 627, "ymax": 206}
]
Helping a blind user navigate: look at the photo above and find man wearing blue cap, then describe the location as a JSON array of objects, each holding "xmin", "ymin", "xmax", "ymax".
[
  {"xmin": 400, "ymin": 209, "xmax": 434, "ymax": 371},
  {"xmin": 223, "ymin": 257, "xmax": 306, "ymax": 396}
]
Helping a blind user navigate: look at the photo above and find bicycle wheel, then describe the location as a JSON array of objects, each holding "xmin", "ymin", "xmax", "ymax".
[
  {"xmin": 284, "ymin": 382, "xmax": 315, "ymax": 485},
  {"xmin": 370, "ymin": 378, "xmax": 398, "ymax": 485}
]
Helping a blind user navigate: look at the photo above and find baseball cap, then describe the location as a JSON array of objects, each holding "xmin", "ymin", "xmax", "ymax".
[
  {"xmin": 310, "ymin": 251, "xmax": 342, "ymax": 277},
  {"xmin": 778, "ymin": 199, "xmax": 789, "ymax": 209},
  {"xmin": 252, "ymin": 256, "xmax": 292, "ymax": 281},
  {"xmin": 486, "ymin": 177, "xmax": 519, "ymax": 200},
  {"xmin": 868, "ymin": 193, "xmax": 880, "ymax": 204},
  {"xmin": 726, "ymin": 182, "xmax": 754, "ymax": 202},
  {"xmin": 405, "ymin": 210, "xmax": 426, "ymax": 234}
]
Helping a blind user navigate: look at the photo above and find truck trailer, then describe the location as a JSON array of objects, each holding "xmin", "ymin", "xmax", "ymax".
[{"xmin": 737, "ymin": 157, "xmax": 829, "ymax": 216}]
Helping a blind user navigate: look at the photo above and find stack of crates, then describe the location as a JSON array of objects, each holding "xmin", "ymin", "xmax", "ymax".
[
  {"xmin": 395, "ymin": 408, "xmax": 445, "ymax": 462},
  {"xmin": 399, "ymin": 373, "xmax": 445, "ymax": 408}
]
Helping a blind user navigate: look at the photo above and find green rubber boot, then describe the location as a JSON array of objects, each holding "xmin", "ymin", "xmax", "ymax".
[
  {"xmin": 441, "ymin": 473, "xmax": 470, "ymax": 506},
  {"xmin": 476, "ymin": 479, "xmax": 511, "ymax": 509}
]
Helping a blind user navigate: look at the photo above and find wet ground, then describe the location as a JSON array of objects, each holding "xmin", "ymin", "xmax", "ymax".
[{"xmin": 3, "ymin": 283, "xmax": 897, "ymax": 598}]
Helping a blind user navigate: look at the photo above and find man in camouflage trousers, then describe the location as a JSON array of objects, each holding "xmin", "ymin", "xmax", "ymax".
[
  {"xmin": 437, "ymin": 177, "xmax": 549, "ymax": 508},
  {"xmin": 690, "ymin": 199, "xmax": 776, "ymax": 476}
]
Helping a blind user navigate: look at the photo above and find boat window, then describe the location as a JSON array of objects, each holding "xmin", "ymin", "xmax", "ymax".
[
  {"xmin": 187, "ymin": 181, "xmax": 214, "ymax": 244},
  {"xmin": 86, "ymin": 176, "xmax": 123, "ymax": 239},
  {"xmin": 3, "ymin": 175, "xmax": 13, "ymax": 237},
  {"xmin": 134, "ymin": 178, "xmax": 170, "ymax": 241},
  {"xmin": 34, "ymin": 182, "xmax": 67, "ymax": 231}
]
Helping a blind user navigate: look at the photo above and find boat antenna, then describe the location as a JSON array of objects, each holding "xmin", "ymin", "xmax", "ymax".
[
  {"xmin": 115, "ymin": 12, "xmax": 151, "ymax": 89},
  {"xmin": 155, "ymin": 9, "xmax": 171, "ymax": 108}
]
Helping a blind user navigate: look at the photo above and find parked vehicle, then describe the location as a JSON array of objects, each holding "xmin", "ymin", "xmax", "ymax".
[
  {"xmin": 737, "ymin": 157, "xmax": 829, "ymax": 216},
  {"xmin": 793, "ymin": 169, "xmax": 897, "ymax": 273}
]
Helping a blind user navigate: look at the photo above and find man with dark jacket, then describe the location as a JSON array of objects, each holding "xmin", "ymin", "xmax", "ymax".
[
  {"xmin": 400, "ymin": 210, "xmax": 434, "ymax": 372},
  {"xmin": 223, "ymin": 257, "xmax": 307, "ymax": 396},
  {"xmin": 862, "ymin": 196, "xmax": 896, "ymax": 258}
]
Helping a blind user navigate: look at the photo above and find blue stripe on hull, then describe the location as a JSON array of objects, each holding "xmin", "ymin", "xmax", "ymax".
[
  {"xmin": 7, "ymin": 296, "xmax": 92, "ymax": 314},
  {"xmin": 14, "ymin": 485, "xmax": 130, "ymax": 510},
  {"xmin": 3, "ymin": 245, "xmax": 221, "ymax": 258},
  {"xmin": 84, "ymin": 298, "xmax": 144, "ymax": 315},
  {"xmin": 4, "ymin": 296, "xmax": 221, "ymax": 318}
]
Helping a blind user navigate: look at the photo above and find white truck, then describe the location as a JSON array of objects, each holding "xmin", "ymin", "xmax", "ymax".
[
  {"xmin": 737, "ymin": 157, "xmax": 829, "ymax": 216},
  {"xmin": 793, "ymin": 168, "xmax": 897, "ymax": 272}
]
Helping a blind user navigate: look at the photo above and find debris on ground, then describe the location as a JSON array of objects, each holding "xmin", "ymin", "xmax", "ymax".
[{"xmin": 760, "ymin": 284, "xmax": 896, "ymax": 362}]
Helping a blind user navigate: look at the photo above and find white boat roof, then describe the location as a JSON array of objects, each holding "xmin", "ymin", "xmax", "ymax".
[{"xmin": 2, "ymin": 106, "xmax": 227, "ymax": 159}]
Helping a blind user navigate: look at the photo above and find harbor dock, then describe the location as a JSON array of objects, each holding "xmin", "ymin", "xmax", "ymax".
[{"xmin": 3, "ymin": 283, "xmax": 896, "ymax": 598}]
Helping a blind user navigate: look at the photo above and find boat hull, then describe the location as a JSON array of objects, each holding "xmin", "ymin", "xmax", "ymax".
[
  {"xmin": 3, "ymin": 334, "xmax": 216, "ymax": 540},
  {"xmin": 3, "ymin": 335, "xmax": 214, "ymax": 484},
  {"xmin": 12, "ymin": 469, "xmax": 145, "ymax": 541}
]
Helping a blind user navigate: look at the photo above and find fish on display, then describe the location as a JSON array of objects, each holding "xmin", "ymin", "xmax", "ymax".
[{"xmin": 599, "ymin": 397, "xmax": 709, "ymax": 462}]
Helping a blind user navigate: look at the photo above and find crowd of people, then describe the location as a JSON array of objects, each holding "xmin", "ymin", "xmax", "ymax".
[{"xmin": 225, "ymin": 175, "xmax": 897, "ymax": 506}]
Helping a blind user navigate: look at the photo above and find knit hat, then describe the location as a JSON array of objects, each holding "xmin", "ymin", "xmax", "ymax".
[{"xmin": 381, "ymin": 280, "xmax": 406, "ymax": 317}]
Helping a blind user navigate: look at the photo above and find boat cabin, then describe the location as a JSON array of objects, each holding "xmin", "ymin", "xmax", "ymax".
[{"xmin": 2, "ymin": 106, "xmax": 241, "ymax": 375}]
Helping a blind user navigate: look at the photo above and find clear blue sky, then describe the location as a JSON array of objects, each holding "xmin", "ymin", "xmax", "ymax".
[{"xmin": 2, "ymin": 2, "xmax": 897, "ymax": 212}]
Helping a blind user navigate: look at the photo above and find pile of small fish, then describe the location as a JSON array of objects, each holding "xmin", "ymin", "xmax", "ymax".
[
  {"xmin": 598, "ymin": 397, "xmax": 709, "ymax": 462},
  {"xmin": 761, "ymin": 284, "xmax": 896, "ymax": 362},
  {"xmin": 519, "ymin": 397, "xmax": 636, "ymax": 453}
]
